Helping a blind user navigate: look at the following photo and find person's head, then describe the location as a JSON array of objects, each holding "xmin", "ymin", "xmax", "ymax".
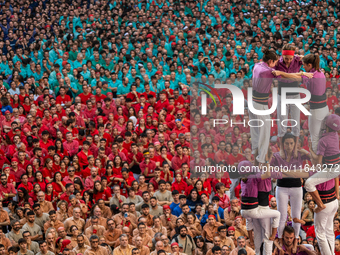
[
  {"xmin": 73, "ymin": 207, "xmax": 81, "ymax": 219},
  {"xmin": 212, "ymin": 246, "xmax": 222, "ymax": 255},
  {"xmin": 171, "ymin": 242, "xmax": 180, "ymax": 253},
  {"xmin": 302, "ymin": 54, "xmax": 320, "ymax": 72},
  {"xmin": 155, "ymin": 241, "xmax": 164, "ymax": 251},
  {"xmin": 48, "ymin": 210, "xmax": 57, "ymax": 222},
  {"xmin": 179, "ymin": 225, "xmax": 187, "ymax": 237},
  {"xmin": 37, "ymin": 191, "xmax": 45, "ymax": 202},
  {"xmin": 119, "ymin": 234, "xmax": 129, "ymax": 248},
  {"xmin": 237, "ymin": 248, "xmax": 247, "ymax": 255},
  {"xmin": 18, "ymin": 238, "xmax": 27, "ymax": 250},
  {"xmin": 58, "ymin": 227, "xmax": 67, "ymax": 238},
  {"xmin": 38, "ymin": 241, "xmax": 48, "ymax": 253},
  {"xmin": 27, "ymin": 211, "xmax": 35, "ymax": 223},
  {"xmin": 135, "ymin": 236, "xmax": 143, "ymax": 247},
  {"xmin": 132, "ymin": 248, "xmax": 140, "ymax": 255},
  {"xmin": 282, "ymin": 226, "xmax": 295, "ymax": 247},
  {"xmin": 89, "ymin": 235, "xmax": 99, "ymax": 249},
  {"xmin": 270, "ymin": 197, "xmax": 277, "ymax": 208},
  {"xmin": 335, "ymin": 239, "xmax": 340, "ymax": 251},
  {"xmin": 236, "ymin": 236, "xmax": 246, "ymax": 248},
  {"xmin": 262, "ymin": 48, "xmax": 279, "ymax": 67},
  {"xmin": 282, "ymin": 44, "xmax": 296, "ymax": 67},
  {"xmin": 77, "ymin": 234, "xmax": 85, "ymax": 247},
  {"xmin": 138, "ymin": 222, "xmax": 146, "ymax": 234},
  {"xmin": 22, "ymin": 231, "xmax": 32, "ymax": 241},
  {"xmin": 282, "ymin": 133, "xmax": 296, "ymax": 153}
]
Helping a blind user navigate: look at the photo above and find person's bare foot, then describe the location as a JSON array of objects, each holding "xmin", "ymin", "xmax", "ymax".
[
  {"xmin": 293, "ymin": 218, "xmax": 305, "ymax": 225},
  {"xmin": 269, "ymin": 234, "xmax": 276, "ymax": 241},
  {"xmin": 314, "ymin": 205, "xmax": 326, "ymax": 213}
]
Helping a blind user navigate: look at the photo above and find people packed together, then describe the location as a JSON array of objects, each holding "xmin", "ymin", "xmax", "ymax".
[{"xmin": 1, "ymin": 0, "xmax": 340, "ymax": 254}]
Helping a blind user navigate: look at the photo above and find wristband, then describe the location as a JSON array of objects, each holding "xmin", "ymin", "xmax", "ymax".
[{"xmin": 119, "ymin": 199, "xmax": 123, "ymax": 203}]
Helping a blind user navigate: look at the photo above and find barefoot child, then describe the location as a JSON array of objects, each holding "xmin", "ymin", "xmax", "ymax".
[
  {"xmin": 238, "ymin": 156, "xmax": 281, "ymax": 255},
  {"xmin": 304, "ymin": 114, "xmax": 340, "ymax": 255}
]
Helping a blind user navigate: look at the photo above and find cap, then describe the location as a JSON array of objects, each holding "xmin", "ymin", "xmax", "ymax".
[
  {"xmin": 237, "ymin": 160, "xmax": 254, "ymax": 175},
  {"xmin": 12, "ymin": 158, "xmax": 19, "ymax": 162},
  {"xmin": 146, "ymin": 34, "xmax": 153, "ymax": 38},
  {"xmin": 171, "ymin": 42, "xmax": 176, "ymax": 46},
  {"xmin": 169, "ymin": 35, "xmax": 176, "ymax": 42},
  {"xmin": 228, "ymin": 226, "xmax": 235, "ymax": 231},
  {"xmin": 171, "ymin": 242, "xmax": 179, "ymax": 247},
  {"xmin": 325, "ymin": 114, "xmax": 340, "ymax": 131},
  {"xmin": 5, "ymin": 110, "xmax": 10, "ymax": 114},
  {"xmin": 208, "ymin": 215, "xmax": 216, "ymax": 219},
  {"xmin": 163, "ymin": 205, "xmax": 170, "ymax": 210}
]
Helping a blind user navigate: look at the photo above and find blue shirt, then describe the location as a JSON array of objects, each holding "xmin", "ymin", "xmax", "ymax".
[{"xmin": 171, "ymin": 204, "xmax": 182, "ymax": 216}]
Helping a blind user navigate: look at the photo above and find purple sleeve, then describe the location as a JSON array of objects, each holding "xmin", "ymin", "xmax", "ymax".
[
  {"xmin": 297, "ymin": 56, "xmax": 303, "ymax": 67},
  {"xmin": 316, "ymin": 139, "xmax": 327, "ymax": 156},
  {"xmin": 270, "ymin": 154, "xmax": 279, "ymax": 166},
  {"xmin": 271, "ymin": 171, "xmax": 282, "ymax": 179}
]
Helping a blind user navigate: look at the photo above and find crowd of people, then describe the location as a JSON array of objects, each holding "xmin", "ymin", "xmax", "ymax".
[{"xmin": 1, "ymin": 0, "xmax": 340, "ymax": 254}]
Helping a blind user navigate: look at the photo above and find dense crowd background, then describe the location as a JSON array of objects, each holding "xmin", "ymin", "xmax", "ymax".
[{"xmin": 1, "ymin": 0, "xmax": 340, "ymax": 254}]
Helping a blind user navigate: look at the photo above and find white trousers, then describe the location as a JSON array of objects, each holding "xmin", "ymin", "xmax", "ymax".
[
  {"xmin": 276, "ymin": 186, "xmax": 303, "ymax": 238},
  {"xmin": 241, "ymin": 206, "xmax": 280, "ymax": 229},
  {"xmin": 277, "ymin": 94, "xmax": 301, "ymax": 137},
  {"xmin": 309, "ymin": 106, "xmax": 329, "ymax": 152},
  {"xmin": 314, "ymin": 199, "xmax": 338, "ymax": 255},
  {"xmin": 230, "ymin": 178, "xmax": 240, "ymax": 199},
  {"xmin": 251, "ymin": 206, "xmax": 273, "ymax": 255},
  {"xmin": 304, "ymin": 166, "xmax": 339, "ymax": 193},
  {"xmin": 249, "ymin": 102, "xmax": 271, "ymax": 163}
]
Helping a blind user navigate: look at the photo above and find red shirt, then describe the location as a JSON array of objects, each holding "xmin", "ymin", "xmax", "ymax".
[
  {"xmin": 226, "ymin": 153, "xmax": 244, "ymax": 166},
  {"xmin": 139, "ymin": 160, "xmax": 157, "ymax": 179},
  {"xmin": 93, "ymin": 189, "xmax": 112, "ymax": 201},
  {"xmin": 172, "ymin": 180, "xmax": 188, "ymax": 194},
  {"xmin": 40, "ymin": 139, "xmax": 55, "ymax": 151},
  {"xmin": 17, "ymin": 182, "xmax": 34, "ymax": 193},
  {"xmin": 95, "ymin": 94, "xmax": 106, "ymax": 103},
  {"xmin": 41, "ymin": 168, "xmax": 53, "ymax": 179},
  {"xmin": 56, "ymin": 95, "xmax": 71, "ymax": 105},
  {"xmin": 79, "ymin": 93, "xmax": 92, "ymax": 105},
  {"xmin": 77, "ymin": 150, "xmax": 93, "ymax": 168},
  {"xmin": 52, "ymin": 181, "xmax": 66, "ymax": 195},
  {"xmin": 155, "ymin": 99, "xmax": 170, "ymax": 113},
  {"xmin": 171, "ymin": 154, "xmax": 190, "ymax": 171}
]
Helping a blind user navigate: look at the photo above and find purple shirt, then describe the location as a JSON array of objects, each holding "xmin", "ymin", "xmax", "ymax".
[
  {"xmin": 271, "ymin": 151, "xmax": 310, "ymax": 188},
  {"xmin": 275, "ymin": 55, "xmax": 303, "ymax": 84},
  {"xmin": 317, "ymin": 131, "xmax": 340, "ymax": 157},
  {"xmin": 241, "ymin": 176, "xmax": 259, "ymax": 198},
  {"xmin": 279, "ymin": 244, "xmax": 310, "ymax": 255},
  {"xmin": 252, "ymin": 62, "xmax": 276, "ymax": 93},
  {"xmin": 271, "ymin": 151, "xmax": 310, "ymax": 168},
  {"xmin": 309, "ymin": 171, "xmax": 335, "ymax": 191},
  {"xmin": 302, "ymin": 69, "xmax": 326, "ymax": 96},
  {"xmin": 275, "ymin": 55, "xmax": 302, "ymax": 73},
  {"xmin": 258, "ymin": 177, "xmax": 272, "ymax": 192}
]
